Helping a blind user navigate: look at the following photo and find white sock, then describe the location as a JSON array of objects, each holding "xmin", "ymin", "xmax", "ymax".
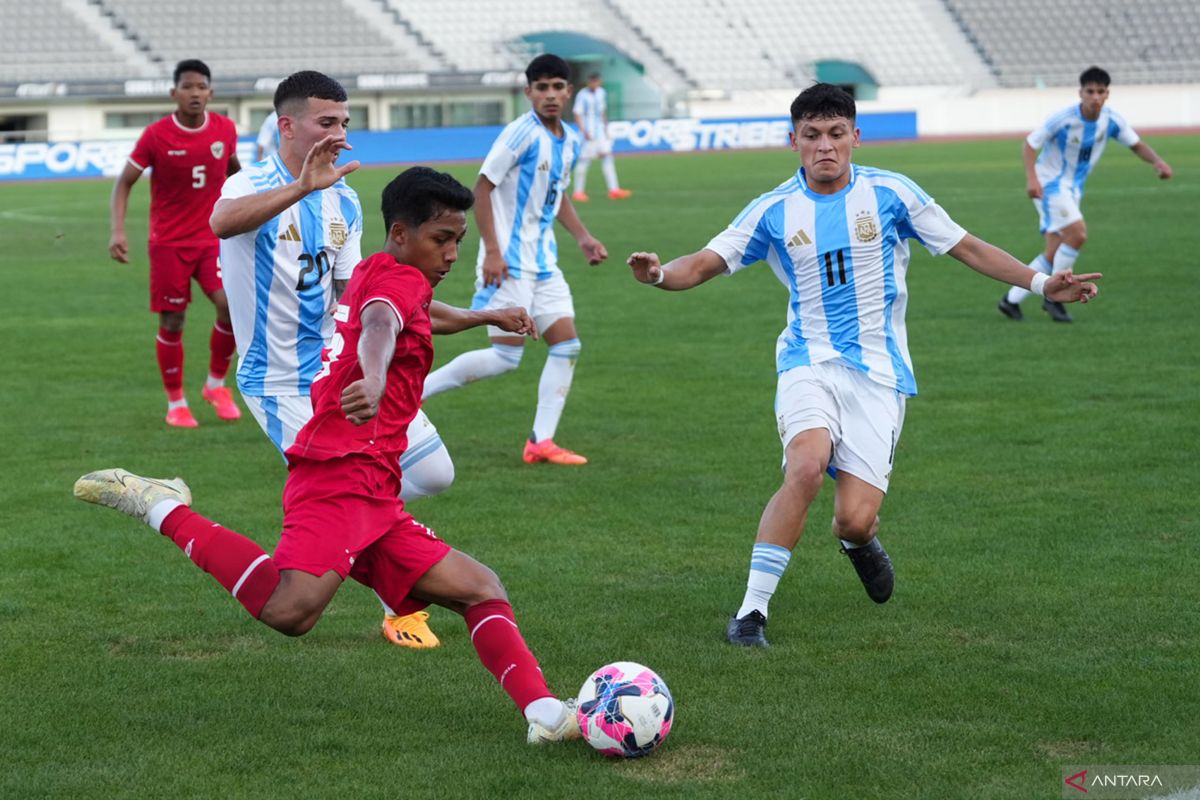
[
  {"xmin": 1053, "ymin": 243, "xmax": 1080, "ymax": 275},
  {"xmin": 524, "ymin": 697, "xmax": 567, "ymax": 729},
  {"xmin": 377, "ymin": 592, "xmax": 398, "ymax": 616},
  {"xmin": 167, "ymin": 398, "xmax": 188, "ymax": 411},
  {"xmin": 601, "ymin": 156, "xmax": 619, "ymax": 192},
  {"xmin": 574, "ymin": 160, "xmax": 590, "ymax": 194},
  {"xmin": 422, "ymin": 344, "xmax": 523, "ymax": 399},
  {"xmin": 1007, "ymin": 254, "xmax": 1051, "ymax": 304},
  {"xmin": 205, "ymin": 374, "xmax": 225, "ymax": 390},
  {"xmin": 532, "ymin": 339, "xmax": 580, "ymax": 442},
  {"xmin": 736, "ymin": 543, "xmax": 792, "ymax": 619},
  {"xmin": 399, "ymin": 437, "xmax": 455, "ymax": 501},
  {"xmin": 146, "ymin": 498, "xmax": 185, "ymax": 532}
]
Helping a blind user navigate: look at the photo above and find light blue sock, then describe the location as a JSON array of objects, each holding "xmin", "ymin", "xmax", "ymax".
[{"xmin": 736, "ymin": 543, "xmax": 792, "ymax": 619}]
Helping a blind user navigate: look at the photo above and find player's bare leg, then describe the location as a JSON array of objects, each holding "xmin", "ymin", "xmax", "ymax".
[
  {"xmin": 258, "ymin": 570, "xmax": 343, "ymax": 636},
  {"xmin": 727, "ymin": 428, "xmax": 831, "ymax": 647},
  {"xmin": 409, "ymin": 550, "xmax": 579, "ymax": 743},
  {"xmin": 523, "ymin": 317, "xmax": 586, "ymax": 465},
  {"xmin": 832, "ymin": 472, "xmax": 892, "ymax": 603},
  {"xmin": 158, "ymin": 309, "xmax": 198, "ymax": 427},
  {"xmin": 202, "ymin": 287, "xmax": 241, "ymax": 420}
]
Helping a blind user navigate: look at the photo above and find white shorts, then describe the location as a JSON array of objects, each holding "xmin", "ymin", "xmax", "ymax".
[
  {"xmin": 470, "ymin": 271, "xmax": 575, "ymax": 337},
  {"xmin": 243, "ymin": 392, "xmax": 441, "ymax": 466},
  {"xmin": 581, "ymin": 137, "xmax": 613, "ymax": 160},
  {"xmin": 1034, "ymin": 187, "xmax": 1083, "ymax": 235},
  {"xmin": 242, "ymin": 393, "xmax": 313, "ymax": 456},
  {"xmin": 775, "ymin": 361, "xmax": 906, "ymax": 492}
]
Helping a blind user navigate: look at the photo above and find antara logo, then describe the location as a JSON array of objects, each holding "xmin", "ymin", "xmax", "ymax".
[{"xmin": 1065, "ymin": 770, "xmax": 1088, "ymax": 793}]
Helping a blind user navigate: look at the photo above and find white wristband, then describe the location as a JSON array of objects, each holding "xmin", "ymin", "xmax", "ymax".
[
  {"xmin": 1029, "ymin": 272, "xmax": 1048, "ymax": 297},
  {"xmin": 651, "ymin": 268, "xmax": 665, "ymax": 286}
]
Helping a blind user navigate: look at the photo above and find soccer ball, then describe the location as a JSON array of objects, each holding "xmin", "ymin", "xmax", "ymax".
[{"xmin": 576, "ymin": 661, "xmax": 674, "ymax": 757}]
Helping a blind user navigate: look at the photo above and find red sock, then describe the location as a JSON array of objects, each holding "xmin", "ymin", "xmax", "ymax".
[
  {"xmin": 464, "ymin": 599, "xmax": 554, "ymax": 711},
  {"xmin": 156, "ymin": 327, "xmax": 185, "ymax": 402},
  {"xmin": 160, "ymin": 506, "xmax": 280, "ymax": 618},
  {"xmin": 208, "ymin": 321, "xmax": 236, "ymax": 381}
]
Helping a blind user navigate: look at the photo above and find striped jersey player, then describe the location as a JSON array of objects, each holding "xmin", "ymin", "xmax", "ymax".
[
  {"xmin": 999, "ymin": 65, "xmax": 1172, "ymax": 322},
  {"xmin": 627, "ymin": 83, "xmax": 1102, "ymax": 648},
  {"xmin": 423, "ymin": 54, "xmax": 609, "ymax": 466},
  {"xmin": 571, "ymin": 73, "xmax": 631, "ymax": 201}
]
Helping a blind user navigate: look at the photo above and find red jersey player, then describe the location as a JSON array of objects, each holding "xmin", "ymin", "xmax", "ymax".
[
  {"xmin": 109, "ymin": 59, "xmax": 242, "ymax": 428},
  {"xmin": 75, "ymin": 167, "xmax": 580, "ymax": 745}
]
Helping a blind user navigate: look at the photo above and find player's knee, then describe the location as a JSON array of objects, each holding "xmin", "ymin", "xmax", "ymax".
[
  {"xmin": 832, "ymin": 511, "xmax": 879, "ymax": 543},
  {"xmin": 547, "ymin": 338, "xmax": 581, "ymax": 360},
  {"xmin": 260, "ymin": 604, "xmax": 318, "ymax": 637},
  {"xmin": 490, "ymin": 343, "xmax": 524, "ymax": 374},
  {"xmin": 402, "ymin": 449, "xmax": 455, "ymax": 500},
  {"xmin": 462, "ymin": 566, "xmax": 508, "ymax": 606},
  {"xmin": 783, "ymin": 457, "xmax": 824, "ymax": 496},
  {"xmin": 160, "ymin": 311, "xmax": 185, "ymax": 332}
]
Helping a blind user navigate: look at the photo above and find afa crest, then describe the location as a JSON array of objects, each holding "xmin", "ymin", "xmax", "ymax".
[
  {"xmin": 328, "ymin": 218, "xmax": 348, "ymax": 248},
  {"xmin": 210, "ymin": 141, "xmax": 225, "ymax": 159},
  {"xmin": 854, "ymin": 212, "xmax": 879, "ymax": 243}
]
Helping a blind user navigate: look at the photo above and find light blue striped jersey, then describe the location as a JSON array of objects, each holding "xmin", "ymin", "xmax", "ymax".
[
  {"xmin": 255, "ymin": 111, "xmax": 280, "ymax": 159},
  {"xmin": 1028, "ymin": 104, "xmax": 1139, "ymax": 197},
  {"xmin": 218, "ymin": 154, "xmax": 363, "ymax": 398},
  {"xmin": 572, "ymin": 86, "xmax": 607, "ymax": 140},
  {"xmin": 477, "ymin": 110, "xmax": 582, "ymax": 280},
  {"xmin": 706, "ymin": 165, "xmax": 967, "ymax": 396}
]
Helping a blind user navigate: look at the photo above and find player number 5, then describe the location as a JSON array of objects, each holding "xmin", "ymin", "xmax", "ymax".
[{"xmin": 192, "ymin": 165, "xmax": 206, "ymax": 189}]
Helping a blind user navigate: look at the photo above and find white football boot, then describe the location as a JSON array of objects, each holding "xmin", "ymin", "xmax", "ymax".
[
  {"xmin": 73, "ymin": 468, "xmax": 192, "ymax": 525},
  {"xmin": 526, "ymin": 698, "xmax": 581, "ymax": 745}
]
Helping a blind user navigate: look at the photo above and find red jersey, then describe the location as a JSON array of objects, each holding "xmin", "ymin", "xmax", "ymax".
[
  {"xmin": 287, "ymin": 252, "xmax": 433, "ymax": 462},
  {"xmin": 127, "ymin": 111, "xmax": 238, "ymax": 245}
]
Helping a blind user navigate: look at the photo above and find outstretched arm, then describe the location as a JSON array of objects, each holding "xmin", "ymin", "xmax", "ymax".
[
  {"xmin": 627, "ymin": 248, "xmax": 728, "ymax": 291},
  {"xmin": 556, "ymin": 196, "xmax": 607, "ymax": 265},
  {"xmin": 211, "ymin": 135, "xmax": 359, "ymax": 238},
  {"xmin": 428, "ymin": 301, "xmax": 537, "ymax": 339},
  {"xmin": 1130, "ymin": 141, "xmax": 1172, "ymax": 179},
  {"xmin": 341, "ymin": 301, "xmax": 399, "ymax": 425},
  {"xmin": 948, "ymin": 234, "xmax": 1101, "ymax": 304},
  {"xmin": 108, "ymin": 163, "xmax": 142, "ymax": 263}
]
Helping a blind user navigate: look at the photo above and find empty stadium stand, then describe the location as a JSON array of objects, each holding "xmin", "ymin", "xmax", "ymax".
[{"xmin": 943, "ymin": 0, "xmax": 1200, "ymax": 87}]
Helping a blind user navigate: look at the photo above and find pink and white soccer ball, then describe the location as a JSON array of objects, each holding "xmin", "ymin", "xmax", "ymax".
[{"xmin": 576, "ymin": 661, "xmax": 674, "ymax": 757}]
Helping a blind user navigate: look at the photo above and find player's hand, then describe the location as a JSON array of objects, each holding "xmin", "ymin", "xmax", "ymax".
[
  {"xmin": 482, "ymin": 251, "xmax": 508, "ymax": 287},
  {"xmin": 341, "ymin": 375, "xmax": 384, "ymax": 425},
  {"xmin": 490, "ymin": 306, "xmax": 538, "ymax": 340},
  {"xmin": 1026, "ymin": 179, "xmax": 1043, "ymax": 200},
  {"xmin": 1045, "ymin": 270, "xmax": 1102, "ymax": 304},
  {"xmin": 627, "ymin": 251, "xmax": 663, "ymax": 285},
  {"xmin": 299, "ymin": 135, "xmax": 360, "ymax": 193},
  {"xmin": 108, "ymin": 232, "xmax": 129, "ymax": 263},
  {"xmin": 579, "ymin": 236, "xmax": 607, "ymax": 266},
  {"xmin": 1155, "ymin": 160, "xmax": 1173, "ymax": 180}
]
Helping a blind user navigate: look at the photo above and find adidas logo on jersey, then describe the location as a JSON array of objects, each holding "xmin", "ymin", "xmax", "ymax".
[
  {"xmin": 538, "ymin": 161, "xmax": 550, "ymax": 172},
  {"xmin": 278, "ymin": 223, "xmax": 301, "ymax": 242},
  {"xmin": 788, "ymin": 229, "xmax": 812, "ymax": 248}
]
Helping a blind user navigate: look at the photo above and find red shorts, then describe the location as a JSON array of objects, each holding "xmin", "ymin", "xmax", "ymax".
[
  {"xmin": 275, "ymin": 454, "xmax": 451, "ymax": 616},
  {"xmin": 148, "ymin": 242, "xmax": 223, "ymax": 312}
]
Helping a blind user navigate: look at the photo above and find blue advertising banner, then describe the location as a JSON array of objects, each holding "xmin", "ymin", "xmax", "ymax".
[{"xmin": 0, "ymin": 111, "xmax": 916, "ymax": 182}]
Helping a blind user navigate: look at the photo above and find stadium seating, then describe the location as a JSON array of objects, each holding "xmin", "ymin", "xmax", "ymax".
[
  {"xmin": 99, "ymin": 0, "xmax": 425, "ymax": 78},
  {"xmin": 4, "ymin": 0, "xmax": 1198, "ymax": 91},
  {"xmin": 1, "ymin": 1, "xmax": 137, "ymax": 81},
  {"xmin": 943, "ymin": 0, "xmax": 1200, "ymax": 86}
]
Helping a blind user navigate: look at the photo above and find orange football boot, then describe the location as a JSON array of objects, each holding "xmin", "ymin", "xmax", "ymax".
[
  {"xmin": 202, "ymin": 385, "xmax": 242, "ymax": 421},
  {"xmin": 381, "ymin": 611, "xmax": 440, "ymax": 649},
  {"xmin": 165, "ymin": 406, "xmax": 199, "ymax": 428},
  {"xmin": 522, "ymin": 438, "xmax": 588, "ymax": 465},
  {"xmin": 607, "ymin": 188, "xmax": 632, "ymax": 199}
]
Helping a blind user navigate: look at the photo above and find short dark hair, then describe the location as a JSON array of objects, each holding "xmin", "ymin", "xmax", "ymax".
[
  {"xmin": 273, "ymin": 70, "xmax": 348, "ymax": 115},
  {"xmin": 381, "ymin": 167, "xmax": 474, "ymax": 231},
  {"xmin": 173, "ymin": 59, "xmax": 211, "ymax": 85},
  {"xmin": 790, "ymin": 82, "xmax": 857, "ymax": 125},
  {"xmin": 525, "ymin": 54, "xmax": 570, "ymax": 84},
  {"xmin": 1080, "ymin": 66, "xmax": 1111, "ymax": 87}
]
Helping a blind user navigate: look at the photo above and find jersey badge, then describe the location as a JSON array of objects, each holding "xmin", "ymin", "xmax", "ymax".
[
  {"xmin": 854, "ymin": 212, "xmax": 879, "ymax": 244},
  {"xmin": 210, "ymin": 141, "xmax": 225, "ymax": 159},
  {"xmin": 328, "ymin": 218, "xmax": 348, "ymax": 248}
]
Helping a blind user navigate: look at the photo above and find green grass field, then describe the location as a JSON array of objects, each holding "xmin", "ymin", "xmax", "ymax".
[{"xmin": 1, "ymin": 134, "xmax": 1197, "ymax": 799}]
